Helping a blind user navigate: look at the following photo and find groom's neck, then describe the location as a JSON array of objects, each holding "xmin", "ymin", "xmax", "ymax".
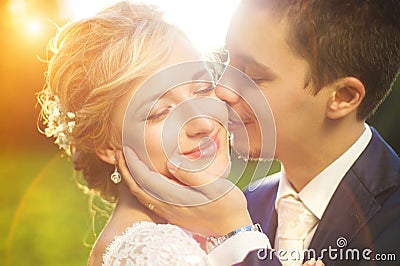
[{"xmin": 279, "ymin": 121, "xmax": 365, "ymax": 192}]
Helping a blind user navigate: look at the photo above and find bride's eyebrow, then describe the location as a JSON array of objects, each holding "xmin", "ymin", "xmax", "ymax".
[
  {"xmin": 135, "ymin": 70, "xmax": 208, "ymax": 106},
  {"xmin": 136, "ymin": 93, "xmax": 170, "ymax": 116}
]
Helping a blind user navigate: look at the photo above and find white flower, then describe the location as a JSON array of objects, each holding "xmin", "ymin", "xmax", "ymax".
[{"xmin": 41, "ymin": 94, "xmax": 75, "ymax": 155}]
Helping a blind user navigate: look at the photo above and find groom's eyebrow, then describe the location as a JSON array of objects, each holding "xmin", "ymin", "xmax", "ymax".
[
  {"xmin": 192, "ymin": 69, "xmax": 207, "ymax": 80},
  {"xmin": 192, "ymin": 69, "xmax": 214, "ymax": 81},
  {"xmin": 231, "ymin": 53, "xmax": 276, "ymax": 76},
  {"xmin": 237, "ymin": 54, "xmax": 263, "ymax": 65}
]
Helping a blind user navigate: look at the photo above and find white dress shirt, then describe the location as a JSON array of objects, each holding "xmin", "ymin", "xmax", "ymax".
[
  {"xmin": 274, "ymin": 124, "xmax": 372, "ymax": 249},
  {"xmin": 210, "ymin": 124, "xmax": 372, "ymax": 265}
]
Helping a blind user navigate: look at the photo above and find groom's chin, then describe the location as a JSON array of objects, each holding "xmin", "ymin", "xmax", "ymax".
[
  {"xmin": 232, "ymin": 145, "xmax": 260, "ymax": 159},
  {"xmin": 231, "ymin": 145, "xmax": 276, "ymax": 162}
]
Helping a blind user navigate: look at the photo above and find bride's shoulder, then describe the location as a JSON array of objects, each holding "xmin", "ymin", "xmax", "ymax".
[
  {"xmin": 88, "ymin": 229, "xmax": 115, "ymax": 266},
  {"xmin": 89, "ymin": 221, "xmax": 126, "ymax": 266},
  {"xmin": 102, "ymin": 221, "xmax": 209, "ymax": 266}
]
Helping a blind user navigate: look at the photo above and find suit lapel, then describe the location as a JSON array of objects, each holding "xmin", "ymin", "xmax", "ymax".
[
  {"xmin": 264, "ymin": 205, "xmax": 278, "ymax": 248},
  {"xmin": 308, "ymin": 171, "xmax": 380, "ymax": 264},
  {"xmin": 260, "ymin": 178, "xmax": 279, "ymax": 247},
  {"xmin": 246, "ymin": 174, "xmax": 279, "ymax": 248},
  {"xmin": 308, "ymin": 128, "xmax": 398, "ymax": 265}
]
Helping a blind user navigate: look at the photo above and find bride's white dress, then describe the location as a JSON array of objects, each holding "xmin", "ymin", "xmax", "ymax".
[{"xmin": 102, "ymin": 221, "xmax": 211, "ymax": 266}]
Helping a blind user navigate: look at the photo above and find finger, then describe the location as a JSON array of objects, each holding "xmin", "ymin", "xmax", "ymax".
[
  {"xmin": 117, "ymin": 150, "xmax": 152, "ymax": 202},
  {"xmin": 122, "ymin": 146, "xmax": 152, "ymax": 180},
  {"xmin": 168, "ymin": 157, "xmax": 238, "ymax": 203},
  {"xmin": 195, "ymin": 178, "xmax": 240, "ymax": 202},
  {"xmin": 167, "ymin": 159, "xmax": 201, "ymax": 185},
  {"xmin": 122, "ymin": 146, "xmax": 169, "ymax": 200},
  {"xmin": 167, "ymin": 159, "xmax": 230, "ymax": 186},
  {"xmin": 123, "ymin": 146, "xmax": 212, "ymax": 206},
  {"xmin": 118, "ymin": 149, "xmax": 173, "ymax": 216},
  {"xmin": 117, "ymin": 150, "xmax": 141, "ymax": 194}
]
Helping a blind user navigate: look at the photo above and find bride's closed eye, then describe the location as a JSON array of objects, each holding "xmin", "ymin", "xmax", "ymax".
[
  {"xmin": 146, "ymin": 83, "xmax": 216, "ymax": 123},
  {"xmin": 146, "ymin": 106, "xmax": 173, "ymax": 122}
]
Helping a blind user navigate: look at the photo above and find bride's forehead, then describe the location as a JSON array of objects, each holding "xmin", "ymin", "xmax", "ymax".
[
  {"xmin": 131, "ymin": 65, "xmax": 214, "ymax": 107},
  {"xmin": 162, "ymin": 36, "xmax": 202, "ymax": 66}
]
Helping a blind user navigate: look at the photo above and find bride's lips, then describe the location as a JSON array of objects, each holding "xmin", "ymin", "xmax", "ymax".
[{"xmin": 182, "ymin": 133, "xmax": 220, "ymax": 160}]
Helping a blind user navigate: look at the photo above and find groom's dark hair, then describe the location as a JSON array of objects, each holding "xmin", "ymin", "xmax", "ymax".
[{"xmin": 243, "ymin": 0, "xmax": 400, "ymax": 120}]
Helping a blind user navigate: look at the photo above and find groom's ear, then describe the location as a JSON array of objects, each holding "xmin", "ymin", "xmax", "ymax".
[
  {"xmin": 326, "ymin": 77, "xmax": 365, "ymax": 120},
  {"xmin": 96, "ymin": 145, "xmax": 117, "ymax": 165}
]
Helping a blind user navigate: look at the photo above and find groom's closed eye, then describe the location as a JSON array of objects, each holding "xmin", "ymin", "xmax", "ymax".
[
  {"xmin": 229, "ymin": 53, "xmax": 277, "ymax": 85},
  {"xmin": 244, "ymin": 64, "xmax": 276, "ymax": 85}
]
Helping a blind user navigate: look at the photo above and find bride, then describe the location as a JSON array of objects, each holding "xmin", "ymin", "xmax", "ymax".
[
  {"xmin": 38, "ymin": 2, "xmax": 237, "ymax": 265},
  {"xmin": 38, "ymin": 1, "xmax": 323, "ymax": 265}
]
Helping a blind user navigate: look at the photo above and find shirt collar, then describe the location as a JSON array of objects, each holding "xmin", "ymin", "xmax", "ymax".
[{"xmin": 275, "ymin": 124, "xmax": 372, "ymax": 219}]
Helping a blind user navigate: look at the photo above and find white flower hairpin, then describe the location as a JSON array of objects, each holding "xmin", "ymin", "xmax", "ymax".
[{"xmin": 40, "ymin": 92, "xmax": 75, "ymax": 155}]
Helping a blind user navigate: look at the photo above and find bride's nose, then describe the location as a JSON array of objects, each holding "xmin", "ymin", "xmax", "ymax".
[{"xmin": 184, "ymin": 117, "xmax": 215, "ymax": 138}]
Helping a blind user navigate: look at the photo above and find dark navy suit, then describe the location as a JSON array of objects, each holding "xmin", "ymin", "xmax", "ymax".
[{"xmin": 240, "ymin": 128, "xmax": 400, "ymax": 265}]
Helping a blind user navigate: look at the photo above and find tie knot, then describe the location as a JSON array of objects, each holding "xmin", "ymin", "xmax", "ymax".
[{"xmin": 277, "ymin": 195, "xmax": 318, "ymax": 240}]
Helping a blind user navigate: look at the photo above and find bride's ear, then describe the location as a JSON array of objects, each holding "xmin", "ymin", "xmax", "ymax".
[{"xmin": 96, "ymin": 146, "xmax": 117, "ymax": 165}]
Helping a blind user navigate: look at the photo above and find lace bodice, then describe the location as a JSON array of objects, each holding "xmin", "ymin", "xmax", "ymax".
[{"xmin": 102, "ymin": 221, "xmax": 210, "ymax": 266}]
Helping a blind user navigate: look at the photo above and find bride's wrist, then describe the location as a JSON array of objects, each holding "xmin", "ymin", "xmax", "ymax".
[
  {"xmin": 214, "ymin": 214, "xmax": 253, "ymax": 235},
  {"xmin": 206, "ymin": 223, "xmax": 262, "ymax": 253}
]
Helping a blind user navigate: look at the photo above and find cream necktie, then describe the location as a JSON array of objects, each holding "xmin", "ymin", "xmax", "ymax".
[{"xmin": 276, "ymin": 195, "xmax": 318, "ymax": 266}]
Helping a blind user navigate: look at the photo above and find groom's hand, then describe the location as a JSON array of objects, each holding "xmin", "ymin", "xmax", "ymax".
[{"xmin": 118, "ymin": 147, "xmax": 253, "ymax": 236}]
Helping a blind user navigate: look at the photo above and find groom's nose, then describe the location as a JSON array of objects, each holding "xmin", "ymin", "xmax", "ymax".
[{"xmin": 215, "ymin": 85, "xmax": 241, "ymax": 106}]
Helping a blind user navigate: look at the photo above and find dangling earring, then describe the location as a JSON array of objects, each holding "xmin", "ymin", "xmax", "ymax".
[{"xmin": 110, "ymin": 163, "xmax": 121, "ymax": 184}]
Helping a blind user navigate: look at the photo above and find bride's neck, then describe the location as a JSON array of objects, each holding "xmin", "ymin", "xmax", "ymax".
[{"xmin": 114, "ymin": 184, "xmax": 166, "ymax": 224}]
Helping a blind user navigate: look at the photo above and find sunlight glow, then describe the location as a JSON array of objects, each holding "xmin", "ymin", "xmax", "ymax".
[
  {"xmin": 26, "ymin": 19, "xmax": 42, "ymax": 35},
  {"xmin": 58, "ymin": 0, "xmax": 117, "ymax": 21},
  {"xmin": 8, "ymin": 0, "xmax": 26, "ymax": 17},
  {"xmin": 58, "ymin": 0, "xmax": 240, "ymax": 52},
  {"xmin": 149, "ymin": 0, "xmax": 240, "ymax": 51},
  {"xmin": 8, "ymin": 0, "xmax": 44, "ymax": 38}
]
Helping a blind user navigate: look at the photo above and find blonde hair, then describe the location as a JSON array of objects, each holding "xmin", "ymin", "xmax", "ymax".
[{"xmin": 37, "ymin": 1, "xmax": 182, "ymax": 202}]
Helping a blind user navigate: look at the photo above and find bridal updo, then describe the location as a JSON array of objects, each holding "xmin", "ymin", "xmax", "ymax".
[{"xmin": 37, "ymin": 2, "xmax": 181, "ymax": 202}]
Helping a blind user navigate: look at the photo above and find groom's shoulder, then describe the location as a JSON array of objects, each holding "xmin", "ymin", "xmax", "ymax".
[{"xmin": 243, "ymin": 172, "xmax": 281, "ymax": 202}]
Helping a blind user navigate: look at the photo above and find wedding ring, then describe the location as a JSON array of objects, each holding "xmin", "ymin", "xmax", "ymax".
[{"xmin": 147, "ymin": 203, "xmax": 155, "ymax": 211}]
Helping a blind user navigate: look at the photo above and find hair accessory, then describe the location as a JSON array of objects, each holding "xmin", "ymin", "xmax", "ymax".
[
  {"xmin": 39, "ymin": 91, "xmax": 75, "ymax": 156},
  {"xmin": 110, "ymin": 165, "xmax": 122, "ymax": 184}
]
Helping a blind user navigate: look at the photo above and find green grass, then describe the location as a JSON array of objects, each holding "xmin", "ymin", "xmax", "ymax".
[
  {"xmin": 1, "ymin": 149, "xmax": 279, "ymax": 266},
  {"xmin": 229, "ymin": 154, "xmax": 281, "ymax": 189},
  {"xmin": 1, "ymin": 150, "xmax": 93, "ymax": 266}
]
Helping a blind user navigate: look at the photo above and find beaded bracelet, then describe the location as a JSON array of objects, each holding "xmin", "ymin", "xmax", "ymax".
[{"xmin": 205, "ymin": 223, "xmax": 263, "ymax": 253}]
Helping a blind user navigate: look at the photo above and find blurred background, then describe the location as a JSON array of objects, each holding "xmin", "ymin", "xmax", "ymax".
[{"xmin": 0, "ymin": 0, "xmax": 398, "ymax": 265}]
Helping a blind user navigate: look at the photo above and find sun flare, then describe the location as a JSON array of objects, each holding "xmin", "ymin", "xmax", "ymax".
[{"xmin": 59, "ymin": 0, "xmax": 240, "ymax": 52}]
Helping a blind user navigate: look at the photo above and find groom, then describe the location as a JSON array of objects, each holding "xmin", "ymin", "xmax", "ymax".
[
  {"xmin": 216, "ymin": 0, "xmax": 400, "ymax": 265},
  {"xmin": 123, "ymin": 0, "xmax": 400, "ymax": 265}
]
